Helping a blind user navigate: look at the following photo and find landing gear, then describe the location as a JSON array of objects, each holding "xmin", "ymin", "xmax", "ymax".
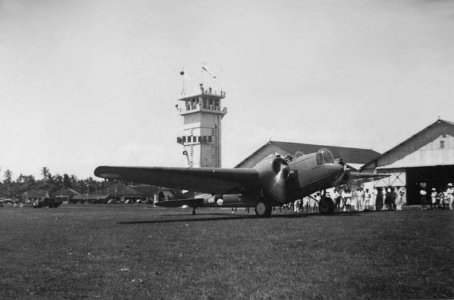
[
  {"xmin": 319, "ymin": 197, "xmax": 335, "ymax": 214},
  {"xmin": 255, "ymin": 201, "xmax": 272, "ymax": 217}
]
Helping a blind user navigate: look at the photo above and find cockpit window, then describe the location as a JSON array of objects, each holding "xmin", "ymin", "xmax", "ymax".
[{"xmin": 316, "ymin": 148, "xmax": 335, "ymax": 165}]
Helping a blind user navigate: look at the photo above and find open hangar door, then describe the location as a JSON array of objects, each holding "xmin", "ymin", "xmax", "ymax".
[{"xmin": 406, "ymin": 165, "xmax": 454, "ymax": 205}]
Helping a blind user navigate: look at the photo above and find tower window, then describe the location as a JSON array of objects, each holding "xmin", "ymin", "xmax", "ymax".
[
  {"xmin": 202, "ymin": 136, "xmax": 207, "ymax": 143},
  {"xmin": 182, "ymin": 136, "xmax": 186, "ymax": 143},
  {"xmin": 440, "ymin": 140, "xmax": 445, "ymax": 149},
  {"xmin": 198, "ymin": 136, "xmax": 202, "ymax": 142},
  {"xmin": 208, "ymin": 136, "xmax": 212, "ymax": 143}
]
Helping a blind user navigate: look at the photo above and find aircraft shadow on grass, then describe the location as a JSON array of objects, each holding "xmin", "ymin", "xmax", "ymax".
[{"xmin": 118, "ymin": 211, "xmax": 361, "ymax": 225}]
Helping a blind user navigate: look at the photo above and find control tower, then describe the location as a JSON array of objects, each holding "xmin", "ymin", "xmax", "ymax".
[{"xmin": 176, "ymin": 84, "xmax": 227, "ymax": 168}]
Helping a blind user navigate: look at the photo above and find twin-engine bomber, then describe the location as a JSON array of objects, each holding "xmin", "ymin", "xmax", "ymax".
[{"xmin": 94, "ymin": 148, "xmax": 385, "ymax": 217}]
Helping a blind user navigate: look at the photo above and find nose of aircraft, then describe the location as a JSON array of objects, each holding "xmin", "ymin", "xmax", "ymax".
[{"xmin": 327, "ymin": 163, "xmax": 345, "ymax": 180}]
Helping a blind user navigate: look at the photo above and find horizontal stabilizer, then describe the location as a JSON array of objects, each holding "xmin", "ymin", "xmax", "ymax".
[{"xmin": 348, "ymin": 171, "xmax": 389, "ymax": 183}]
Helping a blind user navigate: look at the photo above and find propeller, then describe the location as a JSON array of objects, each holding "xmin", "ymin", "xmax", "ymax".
[{"xmin": 269, "ymin": 157, "xmax": 292, "ymax": 203}]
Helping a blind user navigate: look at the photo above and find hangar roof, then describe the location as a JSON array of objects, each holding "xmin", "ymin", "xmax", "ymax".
[
  {"xmin": 361, "ymin": 118, "xmax": 454, "ymax": 170},
  {"xmin": 53, "ymin": 188, "xmax": 80, "ymax": 197},
  {"xmin": 235, "ymin": 140, "xmax": 380, "ymax": 168}
]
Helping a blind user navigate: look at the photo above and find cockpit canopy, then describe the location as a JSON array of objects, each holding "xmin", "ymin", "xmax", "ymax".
[{"xmin": 316, "ymin": 148, "xmax": 335, "ymax": 165}]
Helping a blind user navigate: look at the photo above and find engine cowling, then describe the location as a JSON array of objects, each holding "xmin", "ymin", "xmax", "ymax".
[{"xmin": 254, "ymin": 155, "xmax": 291, "ymax": 204}]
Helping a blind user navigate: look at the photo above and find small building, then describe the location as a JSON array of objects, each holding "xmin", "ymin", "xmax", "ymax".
[
  {"xmin": 236, "ymin": 140, "xmax": 380, "ymax": 169},
  {"xmin": 53, "ymin": 188, "xmax": 81, "ymax": 204},
  {"xmin": 22, "ymin": 190, "xmax": 50, "ymax": 204},
  {"xmin": 361, "ymin": 119, "xmax": 454, "ymax": 205}
]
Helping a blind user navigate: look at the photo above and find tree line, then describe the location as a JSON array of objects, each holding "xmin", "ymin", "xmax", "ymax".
[{"xmin": 0, "ymin": 167, "xmax": 108, "ymax": 199}]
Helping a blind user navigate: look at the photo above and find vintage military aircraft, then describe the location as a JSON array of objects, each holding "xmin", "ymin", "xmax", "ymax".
[{"xmin": 94, "ymin": 148, "xmax": 385, "ymax": 217}]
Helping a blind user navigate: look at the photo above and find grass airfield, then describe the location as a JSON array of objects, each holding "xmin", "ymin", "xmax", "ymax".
[{"xmin": 0, "ymin": 205, "xmax": 453, "ymax": 299}]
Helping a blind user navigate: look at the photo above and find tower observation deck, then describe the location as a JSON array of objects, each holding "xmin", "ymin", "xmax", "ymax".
[{"xmin": 176, "ymin": 84, "xmax": 227, "ymax": 168}]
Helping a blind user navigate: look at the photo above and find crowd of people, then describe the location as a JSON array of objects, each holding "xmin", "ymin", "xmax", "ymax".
[
  {"xmin": 289, "ymin": 186, "xmax": 405, "ymax": 213},
  {"xmin": 284, "ymin": 183, "xmax": 454, "ymax": 214},
  {"xmin": 419, "ymin": 183, "xmax": 454, "ymax": 210}
]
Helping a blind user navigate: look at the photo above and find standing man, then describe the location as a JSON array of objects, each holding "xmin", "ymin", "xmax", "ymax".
[
  {"xmin": 375, "ymin": 187, "xmax": 383, "ymax": 211},
  {"xmin": 396, "ymin": 188, "xmax": 405, "ymax": 211},
  {"xmin": 385, "ymin": 187, "xmax": 393, "ymax": 211},
  {"xmin": 364, "ymin": 188, "xmax": 371, "ymax": 211},
  {"xmin": 333, "ymin": 189, "xmax": 341, "ymax": 212},
  {"xmin": 420, "ymin": 183, "xmax": 428, "ymax": 210},
  {"xmin": 431, "ymin": 188, "xmax": 438, "ymax": 210},
  {"xmin": 446, "ymin": 183, "xmax": 454, "ymax": 210}
]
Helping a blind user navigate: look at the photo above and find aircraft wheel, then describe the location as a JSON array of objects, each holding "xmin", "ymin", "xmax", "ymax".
[
  {"xmin": 255, "ymin": 202, "xmax": 272, "ymax": 217},
  {"xmin": 319, "ymin": 197, "xmax": 335, "ymax": 214}
]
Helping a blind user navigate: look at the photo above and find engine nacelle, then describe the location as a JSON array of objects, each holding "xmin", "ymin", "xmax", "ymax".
[{"xmin": 254, "ymin": 155, "xmax": 291, "ymax": 204}]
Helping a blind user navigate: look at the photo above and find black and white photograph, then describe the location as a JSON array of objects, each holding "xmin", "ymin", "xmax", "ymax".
[{"xmin": 1, "ymin": 0, "xmax": 453, "ymax": 298}]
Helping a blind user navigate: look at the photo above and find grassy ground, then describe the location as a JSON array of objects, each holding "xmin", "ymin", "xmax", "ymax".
[{"xmin": 0, "ymin": 205, "xmax": 453, "ymax": 299}]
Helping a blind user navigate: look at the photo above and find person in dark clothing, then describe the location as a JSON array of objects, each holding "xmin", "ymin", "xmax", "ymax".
[
  {"xmin": 420, "ymin": 184, "xmax": 428, "ymax": 210},
  {"xmin": 375, "ymin": 187, "xmax": 383, "ymax": 211},
  {"xmin": 390, "ymin": 187, "xmax": 397, "ymax": 210},
  {"xmin": 385, "ymin": 187, "xmax": 393, "ymax": 210}
]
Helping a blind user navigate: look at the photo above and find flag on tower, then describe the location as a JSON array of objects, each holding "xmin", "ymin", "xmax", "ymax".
[{"xmin": 202, "ymin": 65, "xmax": 216, "ymax": 79}]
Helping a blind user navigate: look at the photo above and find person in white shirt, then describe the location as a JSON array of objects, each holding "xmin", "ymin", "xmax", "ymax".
[
  {"xmin": 446, "ymin": 183, "xmax": 454, "ymax": 210},
  {"xmin": 364, "ymin": 189, "xmax": 371, "ymax": 211},
  {"xmin": 355, "ymin": 187, "xmax": 365, "ymax": 211},
  {"xmin": 342, "ymin": 188, "xmax": 352, "ymax": 212},
  {"xmin": 431, "ymin": 188, "xmax": 437, "ymax": 210},
  {"xmin": 395, "ymin": 188, "xmax": 405, "ymax": 211}
]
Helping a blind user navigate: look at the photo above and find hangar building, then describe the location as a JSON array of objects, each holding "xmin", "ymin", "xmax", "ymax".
[
  {"xmin": 236, "ymin": 140, "xmax": 380, "ymax": 169},
  {"xmin": 361, "ymin": 119, "xmax": 454, "ymax": 205}
]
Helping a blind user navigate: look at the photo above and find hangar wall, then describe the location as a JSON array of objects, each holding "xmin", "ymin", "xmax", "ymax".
[{"xmin": 362, "ymin": 119, "xmax": 454, "ymax": 205}]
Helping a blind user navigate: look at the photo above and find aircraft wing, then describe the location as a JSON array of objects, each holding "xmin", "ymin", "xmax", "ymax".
[{"xmin": 94, "ymin": 166, "xmax": 260, "ymax": 194}]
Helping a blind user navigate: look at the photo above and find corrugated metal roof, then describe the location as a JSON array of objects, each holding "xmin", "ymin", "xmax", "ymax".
[
  {"xmin": 73, "ymin": 194, "xmax": 109, "ymax": 200},
  {"xmin": 53, "ymin": 188, "xmax": 80, "ymax": 197}
]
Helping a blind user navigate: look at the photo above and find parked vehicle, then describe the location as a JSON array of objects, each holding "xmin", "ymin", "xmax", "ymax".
[{"xmin": 33, "ymin": 198, "xmax": 62, "ymax": 208}]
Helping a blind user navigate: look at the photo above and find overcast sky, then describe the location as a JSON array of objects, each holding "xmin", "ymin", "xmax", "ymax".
[{"xmin": 1, "ymin": 0, "xmax": 453, "ymax": 179}]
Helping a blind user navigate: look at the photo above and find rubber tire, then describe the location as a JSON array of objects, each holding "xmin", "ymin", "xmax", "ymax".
[
  {"xmin": 255, "ymin": 201, "xmax": 272, "ymax": 217},
  {"xmin": 319, "ymin": 197, "xmax": 335, "ymax": 214}
]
